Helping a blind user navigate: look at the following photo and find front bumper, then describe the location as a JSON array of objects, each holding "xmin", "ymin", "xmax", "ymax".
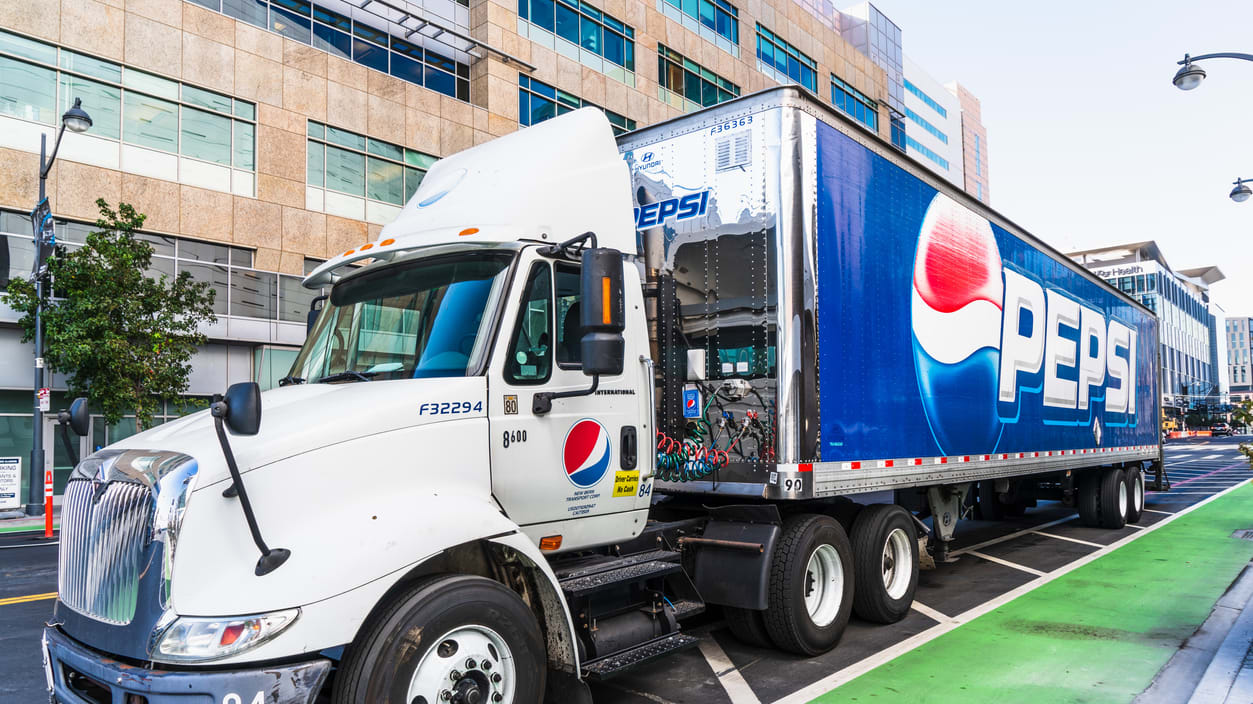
[{"xmin": 43, "ymin": 626, "xmax": 332, "ymax": 704}]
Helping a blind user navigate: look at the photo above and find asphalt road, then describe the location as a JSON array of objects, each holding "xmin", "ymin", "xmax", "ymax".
[{"xmin": 0, "ymin": 436, "xmax": 1246, "ymax": 703}]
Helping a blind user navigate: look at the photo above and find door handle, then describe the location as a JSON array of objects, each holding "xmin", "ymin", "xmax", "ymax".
[{"xmin": 620, "ymin": 426, "xmax": 637, "ymax": 470}]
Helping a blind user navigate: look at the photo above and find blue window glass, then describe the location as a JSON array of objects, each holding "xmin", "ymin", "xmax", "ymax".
[
  {"xmin": 531, "ymin": 0, "xmax": 555, "ymax": 31},
  {"xmin": 424, "ymin": 65, "xmax": 456, "ymax": 98},
  {"xmin": 518, "ymin": 0, "xmax": 528, "ymax": 21},
  {"xmin": 222, "ymin": 0, "xmax": 267, "ymax": 28},
  {"xmin": 831, "ymin": 74, "xmax": 878, "ymax": 131},
  {"xmin": 905, "ymin": 79, "xmax": 947, "ymax": 118},
  {"xmin": 604, "ymin": 31, "xmax": 624, "ymax": 66},
  {"xmin": 555, "ymin": 2, "xmax": 579, "ymax": 44},
  {"xmin": 270, "ymin": 4, "xmax": 311, "ymax": 43},
  {"xmin": 312, "ymin": 23, "xmax": 351, "ymax": 59},
  {"xmin": 390, "ymin": 51, "xmax": 423, "ymax": 86},
  {"xmin": 580, "ymin": 15, "xmax": 602, "ymax": 52},
  {"xmin": 518, "ymin": 74, "xmax": 635, "ymax": 134},
  {"xmin": 755, "ymin": 25, "xmax": 816, "ymax": 91}
]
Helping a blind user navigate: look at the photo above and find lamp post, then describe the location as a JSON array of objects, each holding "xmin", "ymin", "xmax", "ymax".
[
  {"xmin": 25, "ymin": 97, "xmax": 91, "ymax": 517},
  {"xmin": 1230, "ymin": 178, "xmax": 1251, "ymax": 203},
  {"xmin": 1172, "ymin": 53, "xmax": 1253, "ymax": 203}
]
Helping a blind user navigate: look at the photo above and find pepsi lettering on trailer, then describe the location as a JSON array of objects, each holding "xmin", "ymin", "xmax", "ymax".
[
  {"xmin": 634, "ymin": 190, "xmax": 710, "ymax": 230},
  {"xmin": 815, "ymin": 121, "xmax": 1157, "ymax": 461}
]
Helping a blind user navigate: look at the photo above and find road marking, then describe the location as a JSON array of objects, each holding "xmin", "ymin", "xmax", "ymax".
[
  {"xmin": 1151, "ymin": 492, "xmax": 1225, "ymax": 495},
  {"xmin": 1125, "ymin": 524, "xmax": 1144, "ymax": 530},
  {"xmin": 699, "ymin": 635, "xmax": 762, "ymax": 704},
  {"xmin": 909, "ymin": 601, "xmax": 955, "ymax": 624},
  {"xmin": 951, "ymin": 514, "xmax": 1077, "ymax": 557},
  {"xmin": 1031, "ymin": 531, "xmax": 1103, "ymax": 548},
  {"xmin": 1143, "ymin": 509, "xmax": 1174, "ymax": 515},
  {"xmin": 771, "ymin": 481, "xmax": 1250, "ymax": 704},
  {"xmin": 0, "ymin": 541, "xmax": 58, "ymax": 550},
  {"xmin": 0, "ymin": 592, "xmax": 56, "ymax": 607},
  {"xmin": 967, "ymin": 551, "xmax": 1047, "ymax": 577}
]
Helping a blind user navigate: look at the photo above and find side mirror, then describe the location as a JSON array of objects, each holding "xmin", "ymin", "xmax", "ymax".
[
  {"xmin": 59, "ymin": 397, "xmax": 89, "ymax": 437},
  {"xmin": 307, "ymin": 294, "xmax": 328, "ymax": 335},
  {"xmin": 580, "ymin": 247, "xmax": 625, "ymax": 376},
  {"xmin": 220, "ymin": 382, "xmax": 262, "ymax": 435}
]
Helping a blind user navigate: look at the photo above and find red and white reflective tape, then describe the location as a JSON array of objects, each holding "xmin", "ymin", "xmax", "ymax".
[{"xmin": 832, "ymin": 444, "xmax": 1157, "ymax": 472}]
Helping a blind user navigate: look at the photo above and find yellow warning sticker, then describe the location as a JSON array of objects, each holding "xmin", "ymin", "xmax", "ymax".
[{"xmin": 613, "ymin": 470, "xmax": 640, "ymax": 497}]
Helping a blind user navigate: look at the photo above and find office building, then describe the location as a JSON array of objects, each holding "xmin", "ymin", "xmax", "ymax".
[
  {"xmin": 1228, "ymin": 317, "xmax": 1252, "ymax": 403},
  {"xmin": 1069, "ymin": 241, "xmax": 1227, "ymax": 415},
  {"xmin": 901, "ymin": 56, "xmax": 962, "ymax": 189}
]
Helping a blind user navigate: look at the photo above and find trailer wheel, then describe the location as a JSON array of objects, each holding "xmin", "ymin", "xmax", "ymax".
[
  {"xmin": 976, "ymin": 481, "xmax": 1004, "ymax": 521},
  {"xmin": 1077, "ymin": 471, "xmax": 1101, "ymax": 527},
  {"xmin": 724, "ymin": 607, "xmax": 774, "ymax": 648},
  {"xmin": 332, "ymin": 575, "xmax": 545, "ymax": 704},
  {"xmin": 850, "ymin": 505, "xmax": 918, "ymax": 624},
  {"xmin": 1098, "ymin": 468, "xmax": 1128, "ymax": 530},
  {"xmin": 763, "ymin": 514, "xmax": 854, "ymax": 656},
  {"xmin": 1124, "ymin": 466, "xmax": 1145, "ymax": 524}
]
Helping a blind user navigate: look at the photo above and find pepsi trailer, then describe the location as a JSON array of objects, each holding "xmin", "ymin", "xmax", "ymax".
[{"xmin": 43, "ymin": 86, "xmax": 1161, "ymax": 704}]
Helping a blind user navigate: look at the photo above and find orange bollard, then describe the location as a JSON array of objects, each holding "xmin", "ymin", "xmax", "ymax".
[{"xmin": 44, "ymin": 469, "xmax": 52, "ymax": 538}]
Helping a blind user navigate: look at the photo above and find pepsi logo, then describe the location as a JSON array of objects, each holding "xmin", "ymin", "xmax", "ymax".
[
  {"xmin": 562, "ymin": 419, "xmax": 612, "ymax": 488},
  {"xmin": 911, "ymin": 194, "xmax": 1004, "ymax": 455},
  {"xmin": 911, "ymin": 194, "xmax": 1138, "ymax": 456},
  {"xmin": 685, "ymin": 397, "xmax": 697, "ymax": 411}
]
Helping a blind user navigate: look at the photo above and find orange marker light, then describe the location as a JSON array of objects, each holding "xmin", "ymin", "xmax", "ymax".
[
  {"xmin": 459, "ymin": 228, "xmax": 480, "ymax": 237},
  {"xmin": 539, "ymin": 535, "xmax": 563, "ymax": 551},
  {"xmin": 343, "ymin": 250, "xmax": 355, "ymax": 256},
  {"xmin": 360, "ymin": 243, "xmax": 374, "ymax": 250},
  {"xmin": 380, "ymin": 238, "xmax": 395, "ymax": 246},
  {"xmin": 601, "ymin": 276, "xmax": 612, "ymax": 325}
]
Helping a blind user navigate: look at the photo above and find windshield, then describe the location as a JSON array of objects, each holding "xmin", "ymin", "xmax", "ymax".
[{"xmin": 289, "ymin": 251, "xmax": 514, "ymax": 382}]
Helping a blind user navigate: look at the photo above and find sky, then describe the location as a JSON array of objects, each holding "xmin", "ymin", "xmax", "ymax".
[{"xmin": 873, "ymin": 0, "xmax": 1253, "ymax": 318}]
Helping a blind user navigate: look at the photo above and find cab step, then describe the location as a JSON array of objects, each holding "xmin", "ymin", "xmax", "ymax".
[
  {"xmin": 668, "ymin": 598, "xmax": 704, "ymax": 620},
  {"xmin": 559, "ymin": 560, "xmax": 682, "ymax": 599},
  {"xmin": 581, "ymin": 633, "xmax": 700, "ymax": 680},
  {"xmin": 553, "ymin": 549, "xmax": 680, "ymax": 582}
]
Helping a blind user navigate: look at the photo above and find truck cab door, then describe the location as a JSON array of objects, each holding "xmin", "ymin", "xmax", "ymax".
[{"xmin": 488, "ymin": 248, "xmax": 653, "ymax": 551}]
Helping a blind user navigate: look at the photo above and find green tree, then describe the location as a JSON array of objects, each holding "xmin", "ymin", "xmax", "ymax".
[
  {"xmin": 1234, "ymin": 399, "xmax": 1253, "ymax": 468},
  {"xmin": 2, "ymin": 199, "xmax": 217, "ymax": 429}
]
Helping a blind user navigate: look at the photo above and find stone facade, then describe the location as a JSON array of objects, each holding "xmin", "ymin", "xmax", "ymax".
[
  {"xmin": 0, "ymin": 0, "xmax": 891, "ymax": 277},
  {"xmin": 947, "ymin": 80, "xmax": 989, "ymax": 205}
]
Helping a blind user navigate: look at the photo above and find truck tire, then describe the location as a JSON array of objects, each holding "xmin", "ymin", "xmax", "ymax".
[
  {"xmin": 1124, "ymin": 466, "xmax": 1145, "ymax": 524},
  {"xmin": 332, "ymin": 575, "xmax": 545, "ymax": 704},
  {"xmin": 1077, "ymin": 471, "xmax": 1101, "ymax": 527},
  {"xmin": 976, "ymin": 481, "xmax": 1004, "ymax": 521},
  {"xmin": 763, "ymin": 514, "xmax": 855, "ymax": 656},
  {"xmin": 1098, "ymin": 468, "xmax": 1128, "ymax": 530},
  {"xmin": 850, "ymin": 505, "xmax": 918, "ymax": 624},
  {"xmin": 724, "ymin": 607, "xmax": 774, "ymax": 648}
]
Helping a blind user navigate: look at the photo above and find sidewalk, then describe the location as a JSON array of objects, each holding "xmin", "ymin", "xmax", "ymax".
[
  {"xmin": 0, "ymin": 506, "xmax": 60, "ymax": 534},
  {"xmin": 808, "ymin": 482, "xmax": 1253, "ymax": 704}
]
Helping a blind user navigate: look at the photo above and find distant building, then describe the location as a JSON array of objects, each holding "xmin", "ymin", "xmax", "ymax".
[
  {"xmin": 1228, "ymin": 317, "xmax": 1253, "ymax": 403},
  {"xmin": 1069, "ymin": 241, "xmax": 1228, "ymax": 416},
  {"xmin": 901, "ymin": 56, "xmax": 963, "ymax": 189},
  {"xmin": 946, "ymin": 81, "xmax": 989, "ymax": 204}
]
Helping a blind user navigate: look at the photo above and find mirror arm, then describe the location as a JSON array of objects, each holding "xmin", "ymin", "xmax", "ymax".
[
  {"xmin": 533, "ymin": 374, "xmax": 599, "ymax": 415},
  {"xmin": 210, "ymin": 402, "xmax": 290, "ymax": 576},
  {"xmin": 56, "ymin": 418, "xmax": 79, "ymax": 466}
]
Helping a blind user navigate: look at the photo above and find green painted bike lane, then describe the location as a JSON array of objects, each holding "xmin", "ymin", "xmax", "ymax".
[{"xmin": 817, "ymin": 483, "xmax": 1253, "ymax": 704}]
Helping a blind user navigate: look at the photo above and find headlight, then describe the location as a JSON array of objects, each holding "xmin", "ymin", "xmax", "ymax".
[{"xmin": 154, "ymin": 609, "xmax": 299, "ymax": 662}]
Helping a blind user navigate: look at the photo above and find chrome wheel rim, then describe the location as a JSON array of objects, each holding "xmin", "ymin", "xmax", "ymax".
[
  {"xmin": 1133, "ymin": 471, "xmax": 1144, "ymax": 513},
  {"xmin": 804, "ymin": 544, "xmax": 844, "ymax": 627},
  {"xmin": 882, "ymin": 528, "xmax": 913, "ymax": 600},
  {"xmin": 1118, "ymin": 480, "xmax": 1128, "ymax": 518},
  {"xmin": 408, "ymin": 625, "xmax": 515, "ymax": 704}
]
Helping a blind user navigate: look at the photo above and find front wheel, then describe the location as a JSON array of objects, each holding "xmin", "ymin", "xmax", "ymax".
[
  {"xmin": 332, "ymin": 575, "xmax": 545, "ymax": 704},
  {"xmin": 763, "ymin": 515, "xmax": 855, "ymax": 656}
]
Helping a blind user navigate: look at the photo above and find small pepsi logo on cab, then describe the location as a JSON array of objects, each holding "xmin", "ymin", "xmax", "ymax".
[
  {"xmin": 563, "ymin": 419, "xmax": 612, "ymax": 488},
  {"xmin": 682, "ymin": 388, "xmax": 701, "ymax": 419}
]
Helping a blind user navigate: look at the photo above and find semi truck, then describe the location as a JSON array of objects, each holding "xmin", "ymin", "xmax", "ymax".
[{"xmin": 43, "ymin": 86, "xmax": 1162, "ymax": 704}]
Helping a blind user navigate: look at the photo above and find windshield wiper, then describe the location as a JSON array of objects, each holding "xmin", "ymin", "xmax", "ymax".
[
  {"xmin": 314, "ymin": 370, "xmax": 378, "ymax": 384},
  {"xmin": 278, "ymin": 375, "xmax": 305, "ymax": 386}
]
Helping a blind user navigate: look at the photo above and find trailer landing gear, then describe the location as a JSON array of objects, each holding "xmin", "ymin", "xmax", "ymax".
[{"xmin": 925, "ymin": 484, "xmax": 970, "ymax": 564}]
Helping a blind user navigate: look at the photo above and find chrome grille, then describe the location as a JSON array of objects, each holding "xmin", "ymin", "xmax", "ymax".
[{"xmin": 58, "ymin": 479, "xmax": 152, "ymax": 625}]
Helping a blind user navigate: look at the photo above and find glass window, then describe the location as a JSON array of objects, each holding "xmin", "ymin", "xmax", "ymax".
[
  {"xmin": 326, "ymin": 125, "xmax": 366, "ymax": 151},
  {"xmin": 230, "ymin": 247, "xmax": 253, "ymax": 267},
  {"xmin": 555, "ymin": 2, "xmax": 580, "ymax": 44},
  {"xmin": 182, "ymin": 84, "xmax": 233, "ymax": 114},
  {"xmin": 657, "ymin": 46, "xmax": 738, "ymax": 108},
  {"xmin": 123, "ymin": 69, "xmax": 179, "ymax": 100},
  {"xmin": 307, "ymin": 141, "xmax": 325, "ymax": 187},
  {"xmin": 0, "ymin": 56, "xmax": 56, "ymax": 124},
  {"xmin": 291, "ymin": 252, "xmax": 514, "ymax": 382},
  {"xmin": 279, "ymin": 274, "xmax": 318, "ymax": 322},
  {"xmin": 0, "ymin": 29, "xmax": 57, "ymax": 64},
  {"xmin": 230, "ymin": 269, "xmax": 276, "ymax": 319},
  {"xmin": 555, "ymin": 262, "xmax": 582, "ymax": 367},
  {"xmin": 404, "ymin": 166, "xmax": 424, "ymax": 202},
  {"xmin": 531, "ymin": 0, "xmax": 555, "ymax": 31},
  {"xmin": 59, "ymin": 50, "xmax": 121, "ymax": 83},
  {"xmin": 580, "ymin": 15, "xmax": 602, "ymax": 53},
  {"xmin": 233, "ymin": 99, "xmax": 255, "ymax": 121},
  {"xmin": 505, "ymin": 263, "xmax": 552, "ymax": 384},
  {"xmin": 179, "ymin": 239, "xmax": 232, "ymax": 264},
  {"xmin": 222, "ymin": 0, "xmax": 268, "ymax": 28},
  {"xmin": 178, "ymin": 261, "xmax": 228, "ymax": 315},
  {"xmin": 270, "ymin": 1, "xmax": 312, "ymax": 43},
  {"xmin": 181, "ymin": 107, "xmax": 232, "ymax": 165},
  {"xmin": 58, "ymin": 74, "xmax": 120, "ymax": 139},
  {"xmin": 325, "ymin": 145, "xmax": 365, "ymax": 195},
  {"xmin": 123, "ymin": 91, "xmax": 179, "ymax": 152},
  {"xmin": 366, "ymin": 157, "xmax": 404, "ymax": 204},
  {"xmin": 313, "ymin": 22, "xmax": 352, "ymax": 59},
  {"xmin": 367, "ymin": 138, "xmax": 403, "ymax": 161},
  {"xmin": 234, "ymin": 120, "xmax": 255, "ymax": 170}
]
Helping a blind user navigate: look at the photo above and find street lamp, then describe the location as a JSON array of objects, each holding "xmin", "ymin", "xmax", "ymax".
[
  {"xmin": 26, "ymin": 97, "xmax": 92, "ymax": 517},
  {"xmin": 1231, "ymin": 178, "xmax": 1252, "ymax": 203},
  {"xmin": 1172, "ymin": 52, "xmax": 1253, "ymax": 91}
]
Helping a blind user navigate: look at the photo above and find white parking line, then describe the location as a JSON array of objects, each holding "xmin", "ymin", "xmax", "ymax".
[
  {"xmin": 951, "ymin": 514, "xmax": 1077, "ymax": 556},
  {"xmin": 1031, "ymin": 531, "xmax": 1103, "ymax": 548},
  {"xmin": 1143, "ymin": 509, "xmax": 1174, "ymax": 515},
  {"xmin": 910, "ymin": 601, "xmax": 954, "ymax": 624},
  {"xmin": 698, "ymin": 637, "xmax": 762, "ymax": 704},
  {"xmin": 1125, "ymin": 524, "xmax": 1144, "ymax": 530},
  {"xmin": 967, "ymin": 551, "xmax": 1047, "ymax": 577},
  {"xmin": 769, "ymin": 482, "xmax": 1250, "ymax": 704}
]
